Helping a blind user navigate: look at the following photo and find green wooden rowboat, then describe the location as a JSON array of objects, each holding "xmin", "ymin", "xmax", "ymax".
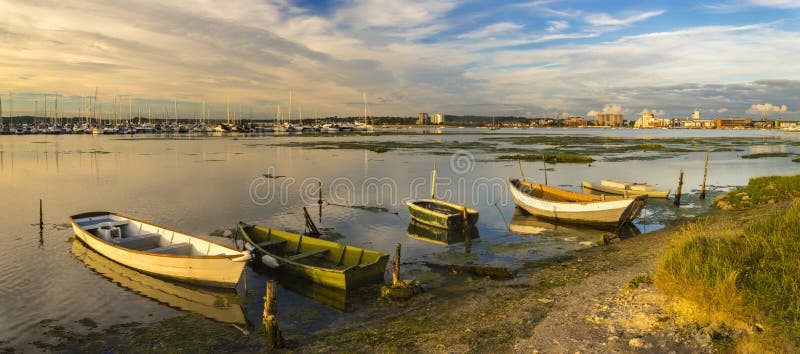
[
  {"xmin": 406, "ymin": 199, "xmax": 479, "ymax": 230},
  {"xmin": 238, "ymin": 223, "xmax": 389, "ymax": 291},
  {"xmin": 406, "ymin": 221, "xmax": 479, "ymax": 245}
]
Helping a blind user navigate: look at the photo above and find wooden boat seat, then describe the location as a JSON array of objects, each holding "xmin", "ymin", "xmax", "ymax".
[
  {"xmin": 147, "ymin": 243, "xmax": 191, "ymax": 254},
  {"xmin": 255, "ymin": 239, "xmax": 287, "ymax": 248},
  {"xmin": 115, "ymin": 234, "xmax": 160, "ymax": 250},
  {"xmin": 288, "ymin": 248, "xmax": 329, "ymax": 261},
  {"xmin": 83, "ymin": 219, "xmax": 129, "ymax": 230}
]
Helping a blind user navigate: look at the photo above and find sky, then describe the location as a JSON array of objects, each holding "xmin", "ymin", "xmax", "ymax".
[{"xmin": 0, "ymin": 0, "xmax": 799, "ymax": 120}]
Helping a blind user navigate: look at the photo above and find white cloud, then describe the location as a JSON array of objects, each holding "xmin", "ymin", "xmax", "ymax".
[
  {"xmin": 546, "ymin": 20, "xmax": 569, "ymax": 32},
  {"xmin": 640, "ymin": 108, "xmax": 666, "ymax": 116},
  {"xmin": 716, "ymin": 108, "xmax": 729, "ymax": 113},
  {"xmin": 747, "ymin": 0, "xmax": 800, "ymax": 8},
  {"xmin": 746, "ymin": 103, "xmax": 788, "ymax": 114},
  {"xmin": 585, "ymin": 10, "xmax": 665, "ymax": 26},
  {"xmin": 458, "ymin": 22, "xmax": 523, "ymax": 39},
  {"xmin": 587, "ymin": 104, "xmax": 624, "ymax": 117}
]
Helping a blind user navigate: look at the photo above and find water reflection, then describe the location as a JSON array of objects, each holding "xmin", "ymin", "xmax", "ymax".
[
  {"xmin": 508, "ymin": 208, "xmax": 641, "ymax": 239},
  {"xmin": 70, "ymin": 240, "xmax": 251, "ymax": 333},
  {"xmin": 406, "ymin": 221, "xmax": 479, "ymax": 246}
]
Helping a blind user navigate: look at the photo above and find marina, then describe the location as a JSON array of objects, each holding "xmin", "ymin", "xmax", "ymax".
[{"xmin": 1, "ymin": 128, "xmax": 799, "ymax": 351}]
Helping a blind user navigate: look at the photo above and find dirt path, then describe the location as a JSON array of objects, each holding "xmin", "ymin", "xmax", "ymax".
[{"xmin": 296, "ymin": 218, "xmax": 720, "ymax": 353}]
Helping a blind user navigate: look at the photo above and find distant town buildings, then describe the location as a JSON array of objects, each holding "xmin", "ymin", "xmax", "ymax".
[
  {"xmin": 417, "ymin": 113, "xmax": 429, "ymax": 125},
  {"xmin": 431, "ymin": 113, "xmax": 445, "ymax": 124},
  {"xmin": 692, "ymin": 110, "xmax": 701, "ymax": 119},
  {"xmin": 563, "ymin": 116, "xmax": 588, "ymax": 127},
  {"xmin": 596, "ymin": 113, "xmax": 623, "ymax": 126}
]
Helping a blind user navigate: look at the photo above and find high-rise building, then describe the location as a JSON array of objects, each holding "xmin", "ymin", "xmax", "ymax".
[
  {"xmin": 692, "ymin": 110, "xmax": 701, "ymax": 119},
  {"xmin": 431, "ymin": 113, "xmax": 445, "ymax": 124},
  {"xmin": 417, "ymin": 113, "xmax": 429, "ymax": 125},
  {"xmin": 596, "ymin": 113, "xmax": 623, "ymax": 126}
]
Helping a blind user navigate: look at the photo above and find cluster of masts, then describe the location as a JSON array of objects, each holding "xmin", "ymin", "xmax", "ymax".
[{"xmin": 0, "ymin": 91, "xmax": 374, "ymax": 135}]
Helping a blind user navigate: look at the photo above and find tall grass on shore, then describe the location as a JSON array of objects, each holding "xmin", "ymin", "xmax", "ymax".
[
  {"xmin": 656, "ymin": 200, "xmax": 800, "ymax": 351},
  {"xmin": 713, "ymin": 174, "xmax": 800, "ymax": 210}
]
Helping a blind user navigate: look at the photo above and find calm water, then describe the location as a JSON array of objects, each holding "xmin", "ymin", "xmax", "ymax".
[{"xmin": 1, "ymin": 128, "xmax": 798, "ymax": 350}]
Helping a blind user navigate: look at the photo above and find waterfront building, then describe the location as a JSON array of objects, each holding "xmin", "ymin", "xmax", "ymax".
[
  {"xmin": 692, "ymin": 110, "xmax": 701, "ymax": 119},
  {"xmin": 431, "ymin": 113, "xmax": 445, "ymax": 124},
  {"xmin": 417, "ymin": 113, "xmax": 430, "ymax": 125},
  {"xmin": 715, "ymin": 118, "xmax": 751, "ymax": 129},
  {"xmin": 563, "ymin": 116, "xmax": 588, "ymax": 127},
  {"xmin": 596, "ymin": 113, "xmax": 623, "ymax": 126}
]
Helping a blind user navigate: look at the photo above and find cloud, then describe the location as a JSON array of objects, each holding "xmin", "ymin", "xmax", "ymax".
[
  {"xmin": 747, "ymin": 0, "xmax": 800, "ymax": 8},
  {"xmin": 716, "ymin": 108, "xmax": 729, "ymax": 113},
  {"xmin": 587, "ymin": 104, "xmax": 624, "ymax": 117},
  {"xmin": 585, "ymin": 10, "xmax": 665, "ymax": 26},
  {"xmin": 640, "ymin": 108, "xmax": 666, "ymax": 117},
  {"xmin": 747, "ymin": 103, "xmax": 789, "ymax": 114},
  {"xmin": 458, "ymin": 22, "xmax": 523, "ymax": 39},
  {"xmin": 546, "ymin": 20, "xmax": 569, "ymax": 32}
]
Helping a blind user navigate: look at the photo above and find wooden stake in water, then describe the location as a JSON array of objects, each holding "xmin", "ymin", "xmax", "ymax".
[
  {"xmin": 39, "ymin": 199, "xmax": 43, "ymax": 230},
  {"xmin": 517, "ymin": 160, "xmax": 526, "ymax": 181},
  {"xmin": 430, "ymin": 164, "xmax": 437, "ymax": 199},
  {"xmin": 462, "ymin": 207, "xmax": 472, "ymax": 252},
  {"xmin": 392, "ymin": 243, "xmax": 401, "ymax": 286},
  {"xmin": 262, "ymin": 280, "xmax": 282, "ymax": 348},
  {"xmin": 674, "ymin": 169, "xmax": 684, "ymax": 207},
  {"xmin": 700, "ymin": 147, "xmax": 710, "ymax": 199},
  {"xmin": 542, "ymin": 155, "xmax": 548, "ymax": 186}
]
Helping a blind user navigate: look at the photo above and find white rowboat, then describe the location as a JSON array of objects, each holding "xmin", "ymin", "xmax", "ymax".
[
  {"xmin": 69, "ymin": 211, "xmax": 251, "ymax": 288},
  {"xmin": 509, "ymin": 178, "xmax": 647, "ymax": 226}
]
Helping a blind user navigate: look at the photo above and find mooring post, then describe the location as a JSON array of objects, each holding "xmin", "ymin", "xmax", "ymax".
[
  {"xmin": 674, "ymin": 169, "xmax": 684, "ymax": 207},
  {"xmin": 542, "ymin": 155, "xmax": 548, "ymax": 186},
  {"xmin": 262, "ymin": 280, "xmax": 281, "ymax": 348},
  {"xmin": 317, "ymin": 181, "xmax": 323, "ymax": 205},
  {"xmin": 392, "ymin": 243, "xmax": 401, "ymax": 286},
  {"xmin": 39, "ymin": 199, "xmax": 43, "ymax": 230},
  {"xmin": 700, "ymin": 147, "xmax": 710, "ymax": 199},
  {"xmin": 462, "ymin": 207, "xmax": 471, "ymax": 251}
]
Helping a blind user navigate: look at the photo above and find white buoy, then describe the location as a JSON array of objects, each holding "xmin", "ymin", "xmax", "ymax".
[{"xmin": 261, "ymin": 254, "xmax": 280, "ymax": 268}]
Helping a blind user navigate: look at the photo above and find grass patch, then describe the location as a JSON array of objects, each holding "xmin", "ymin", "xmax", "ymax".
[
  {"xmin": 626, "ymin": 274, "xmax": 653, "ymax": 289},
  {"xmin": 713, "ymin": 174, "xmax": 800, "ymax": 210},
  {"xmin": 497, "ymin": 153, "xmax": 594, "ymax": 164},
  {"xmin": 741, "ymin": 152, "xmax": 790, "ymax": 159},
  {"xmin": 655, "ymin": 201, "xmax": 800, "ymax": 351},
  {"xmin": 793, "ymin": 157, "xmax": 800, "ymax": 163},
  {"xmin": 616, "ymin": 143, "xmax": 694, "ymax": 153}
]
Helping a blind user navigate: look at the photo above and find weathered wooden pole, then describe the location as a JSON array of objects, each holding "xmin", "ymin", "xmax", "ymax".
[
  {"xmin": 262, "ymin": 280, "xmax": 282, "ymax": 348},
  {"xmin": 392, "ymin": 243, "xmax": 401, "ymax": 286},
  {"xmin": 317, "ymin": 181, "xmax": 323, "ymax": 205},
  {"xmin": 542, "ymin": 155, "xmax": 548, "ymax": 186},
  {"xmin": 462, "ymin": 207, "xmax": 472, "ymax": 252},
  {"xmin": 674, "ymin": 169, "xmax": 684, "ymax": 207},
  {"xmin": 39, "ymin": 199, "xmax": 43, "ymax": 230},
  {"xmin": 700, "ymin": 147, "xmax": 710, "ymax": 199},
  {"xmin": 517, "ymin": 160, "xmax": 526, "ymax": 181},
  {"xmin": 430, "ymin": 164, "xmax": 437, "ymax": 198}
]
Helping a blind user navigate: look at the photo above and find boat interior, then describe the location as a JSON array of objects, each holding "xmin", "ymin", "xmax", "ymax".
[
  {"xmin": 74, "ymin": 213, "xmax": 241, "ymax": 257},
  {"xmin": 512, "ymin": 178, "xmax": 626, "ymax": 203},
  {"xmin": 243, "ymin": 225, "xmax": 385, "ymax": 269}
]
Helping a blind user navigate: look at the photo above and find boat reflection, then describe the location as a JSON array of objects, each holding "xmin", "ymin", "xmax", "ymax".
[
  {"xmin": 406, "ymin": 221, "xmax": 479, "ymax": 246},
  {"xmin": 71, "ymin": 240, "xmax": 250, "ymax": 333},
  {"xmin": 509, "ymin": 208, "xmax": 641, "ymax": 239},
  {"xmin": 276, "ymin": 273, "xmax": 350, "ymax": 312}
]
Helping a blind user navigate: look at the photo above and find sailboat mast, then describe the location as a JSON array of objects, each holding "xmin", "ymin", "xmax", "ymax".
[
  {"xmin": 363, "ymin": 92, "xmax": 367, "ymax": 125},
  {"xmin": 174, "ymin": 98, "xmax": 178, "ymax": 124},
  {"xmin": 226, "ymin": 98, "xmax": 230, "ymax": 124},
  {"xmin": 288, "ymin": 90, "xmax": 292, "ymax": 123},
  {"xmin": 201, "ymin": 100, "xmax": 205, "ymax": 124}
]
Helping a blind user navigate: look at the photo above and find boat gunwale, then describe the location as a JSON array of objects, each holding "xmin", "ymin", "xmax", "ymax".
[
  {"xmin": 406, "ymin": 199, "xmax": 478, "ymax": 218},
  {"xmin": 508, "ymin": 178, "xmax": 633, "ymax": 207},
  {"xmin": 239, "ymin": 224, "xmax": 388, "ymax": 274},
  {"xmin": 581, "ymin": 180, "xmax": 671, "ymax": 198},
  {"xmin": 69, "ymin": 211, "xmax": 245, "ymax": 260}
]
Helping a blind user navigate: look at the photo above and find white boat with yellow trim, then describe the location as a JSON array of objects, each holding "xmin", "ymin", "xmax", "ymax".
[{"xmin": 69, "ymin": 211, "xmax": 251, "ymax": 288}]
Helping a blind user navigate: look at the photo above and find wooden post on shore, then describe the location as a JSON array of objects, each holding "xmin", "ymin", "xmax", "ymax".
[
  {"xmin": 542, "ymin": 155, "xmax": 548, "ymax": 186},
  {"xmin": 462, "ymin": 207, "xmax": 471, "ymax": 252},
  {"xmin": 317, "ymin": 181, "xmax": 323, "ymax": 222},
  {"xmin": 392, "ymin": 243, "xmax": 401, "ymax": 286},
  {"xmin": 39, "ymin": 199, "xmax": 43, "ymax": 230},
  {"xmin": 674, "ymin": 169, "xmax": 684, "ymax": 207},
  {"xmin": 262, "ymin": 280, "xmax": 282, "ymax": 348},
  {"xmin": 430, "ymin": 164, "xmax": 437, "ymax": 198},
  {"xmin": 700, "ymin": 147, "xmax": 710, "ymax": 199},
  {"xmin": 517, "ymin": 160, "xmax": 526, "ymax": 181}
]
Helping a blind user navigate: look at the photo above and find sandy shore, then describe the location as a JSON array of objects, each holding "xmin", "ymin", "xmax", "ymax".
[{"xmin": 295, "ymin": 212, "xmax": 739, "ymax": 353}]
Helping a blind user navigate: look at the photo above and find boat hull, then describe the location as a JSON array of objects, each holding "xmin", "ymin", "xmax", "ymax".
[
  {"xmin": 509, "ymin": 179, "xmax": 646, "ymax": 225},
  {"xmin": 239, "ymin": 224, "xmax": 389, "ymax": 291},
  {"xmin": 69, "ymin": 212, "xmax": 248, "ymax": 288},
  {"xmin": 406, "ymin": 199, "xmax": 479, "ymax": 229},
  {"xmin": 581, "ymin": 181, "xmax": 670, "ymax": 198}
]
